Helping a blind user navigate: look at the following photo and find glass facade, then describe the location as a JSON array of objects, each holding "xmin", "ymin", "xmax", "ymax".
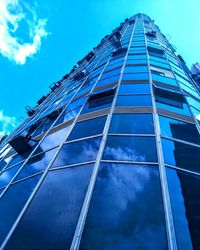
[{"xmin": 0, "ymin": 13, "xmax": 200, "ymax": 250}]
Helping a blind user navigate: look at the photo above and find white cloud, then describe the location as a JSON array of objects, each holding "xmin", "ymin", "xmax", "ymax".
[
  {"xmin": 0, "ymin": 0, "xmax": 48, "ymax": 64},
  {"xmin": 0, "ymin": 110, "xmax": 18, "ymax": 137}
]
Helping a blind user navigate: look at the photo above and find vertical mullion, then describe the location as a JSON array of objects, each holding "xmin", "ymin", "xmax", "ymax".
[{"xmin": 142, "ymin": 14, "xmax": 177, "ymax": 250}]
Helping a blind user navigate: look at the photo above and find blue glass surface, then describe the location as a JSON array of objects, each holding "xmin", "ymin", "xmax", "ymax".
[
  {"xmin": 152, "ymin": 74, "xmax": 178, "ymax": 87},
  {"xmin": 0, "ymin": 175, "xmax": 41, "ymax": 245},
  {"xmin": 15, "ymin": 148, "xmax": 57, "ymax": 181},
  {"xmin": 0, "ymin": 164, "xmax": 21, "ymax": 188},
  {"xmin": 80, "ymin": 163, "xmax": 167, "ymax": 250},
  {"xmin": 162, "ymin": 138, "xmax": 200, "ymax": 173},
  {"xmin": 122, "ymin": 73, "xmax": 149, "ymax": 81},
  {"xmin": 109, "ymin": 114, "xmax": 154, "ymax": 134},
  {"xmin": 40, "ymin": 126, "xmax": 69, "ymax": 151},
  {"xmin": 159, "ymin": 115, "xmax": 200, "ymax": 144},
  {"xmin": 166, "ymin": 168, "xmax": 200, "ymax": 250},
  {"xmin": 116, "ymin": 95, "xmax": 152, "ymax": 107},
  {"xmin": 103, "ymin": 136, "xmax": 158, "ymax": 162},
  {"xmin": 119, "ymin": 83, "xmax": 150, "ymax": 94},
  {"xmin": 6, "ymin": 165, "xmax": 94, "ymax": 250},
  {"xmin": 53, "ymin": 137, "xmax": 101, "ymax": 167},
  {"xmin": 68, "ymin": 116, "xmax": 107, "ymax": 141}
]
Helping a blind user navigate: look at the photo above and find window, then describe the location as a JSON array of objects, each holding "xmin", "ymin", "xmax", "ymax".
[
  {"xmin": 81, "ymin": 88, "xmax": 115, "ymax": 114},
  {"xmin": 119, "ymin": 83, "xmax": 150, "ymax": 94},
  {"xmin": 0, "ymin": 175, "xmax": 41, "ymax": 245},
  {"xmin": 6, "ymin": 165, "xmax": 94, "ymax": 250},
  {"xmin": 68, "ymin": 116, "xmax": 107, "ymax": 141},
  {"xmin": 152, "ymin": 74, "xmax": 178, "ymax": 87},
  {"xmin": 147, "ymin": 46, "xmax": 165, "ymax": 58},
  {"xmin": 159, "ymin": 115, "xmax": 200, "ymax": 144},
  {"xmin": 109, "ymin": 114, "xmax": 154, "ymax": 134},
  {"xmin": 124, "ymin": 65, "xmax": 148, "ymax": 73},
  {"xmin": 166, "ymin": 168, "xmax": 200, "ymax": 250},
  {"xmin": 155, "ymin": 87, "xmax": 191, "ymax": 116},
  {"xmin": 162, "ymin": 138, "xmax": 200, "ymax": 173},
  {"xmin": 103, "ymin": 136, "xmax": 158, "ymax": 162},
  {"xmin": 122, "ymin": 73, "xmax": 149, "ymax": 81},
  {"xmin": 116, "ymin": 95, "xmax": 152, "ymax": 107},
  {"xmin": 53, "ymin": 137, "xmax": 101, "ymax": 167},
  {"xmin": 15, "ymin": 148, "xmax": 57, "ymax": 181},
  {"xmin": 80, "ymin": 163, "xmax": 167, "ymax": 250},
  {"xmin": 0, "ymin": 164, "xmax": 21, "ymax": 188}
]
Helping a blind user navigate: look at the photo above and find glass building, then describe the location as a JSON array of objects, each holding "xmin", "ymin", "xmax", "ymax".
[
  {"xmin": 0, "ymin": 13, "xmax": 200, "ymax": 250},
  {"xmin": 191, "ymin": 63, "xmax": 200, "ymax": 91}
]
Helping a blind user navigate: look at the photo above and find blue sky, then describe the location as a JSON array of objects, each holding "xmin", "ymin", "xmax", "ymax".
[{"xmin": 0, "ymin": 0, "xmax": 200, "ymax": 136}]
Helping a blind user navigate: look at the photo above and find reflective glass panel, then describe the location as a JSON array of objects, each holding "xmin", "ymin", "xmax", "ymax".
[
  {"xmin": 15, "ymin": 148, "xmax": 57, "ymax": 181},
  {"xmin": 162, "ymin": 138, "xmax": 200, "ymax": 173},
  {"xmin": 81, "ymin": 96, "xmax": 113, "ymax": 114},
  {"xmin": 40, "ymin": 126, "xmax": 69, "ymax": 151},
  {"xmin": 116, "ymin": 95, "xmax": 152, "ymax": 107},
  {"xmin": 0, "ymin": 164, "xmax": 21, "ymax": 188},
  {"xmin": 166, "ymin": 168, "xmax": 200, "ymax": 250},
  {"xmin": 159, "ymin": 116, "xmax": 200, "ymax": 144},
  {"xmin": 53, "ymin": 137, "xmax": 101, "ymax": 167},
  {"xmin": 109, "ymin": 114, "xmax": 154, "ymax": 134},
  {"xmin": 68, "ymin": 116, "xmax": 107, "ymax": 141},
  {"xmin": 119, "ymin": 83, "xmax": 150, "ymax": 94},
  {"xmin": 6, "ymin": 165, "xmax": 94, "ymax": 250},
  {"xmin": 0, "ymin": 175, "xmax": 41, "ymax": 245},
  {"xmin": 80, "ymin": 163, "xmax": 167, "ymax": 250},
  {"xmin": 103, "ymin": 136, "xmax": 158, "ymax": 162}
]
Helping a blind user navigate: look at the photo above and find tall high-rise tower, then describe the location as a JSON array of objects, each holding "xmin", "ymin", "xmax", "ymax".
[{"xmin": 0, "ymin": 13, "xmax": 200, "ymax": 250}]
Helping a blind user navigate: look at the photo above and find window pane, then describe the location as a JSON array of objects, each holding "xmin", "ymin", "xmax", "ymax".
[
  {"xmin": 15, "ymin": 148, "xmax": 57, "ymax": 181},
  {"xmin": 119, "ymin": 83, "xmax": 150, "ymax": 94},
  {"xmin": 162, "ymin": 138, "xmax": 200, "ymax": 173},
  {"xmin": 0, "ymin": 164, "xmax": 21, "ymax": 188},
  {"xmin": 122, "ymin": 73, "xmax": 149, "ymax": 81},
  {"xmin": 103, "ymin": 136, "xmax": 158, "ymax": 162},
  {"xmin": 109, "ymin": 114, "xmax": 154, "ymax": 134},
  {"xmin": 81, "ymin": 96, "xmax": 113, "ymax": 114},
  {"xmin": 40, "ymin": 126, "xmax": 69, "ymax": 151},
  {"xmin": 80, "ymin": 163, "xmax": 167, "ymax": 250},
  {"xmin": 68, "ymin": 116, "xmax": 107, "ymax": 141},
  {"xmin": 159, "ymin": 116, "xmax": 200, "ymax": 144},
  {"xmin": 166, "ymin": 168, "xmax": 200, "ymax": 250},
  {"xmin": 53, "ymin": 137, "xmax": 101, "ymax": 167},
  {"xmin": 6, "ymin": 165, "xmax": 94, "ymax": 250},
  {"xmin": 0, "ymin": 175, "xmax": 41, "ymax": 245},
  {"xmin": 116, "ymin": 95, "xmax": 152, "ymax": 107}
]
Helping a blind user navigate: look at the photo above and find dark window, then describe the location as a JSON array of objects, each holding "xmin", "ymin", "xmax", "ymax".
[
  {"xmin": 162, "ymin": 138, "xmax": 200, "ymax": 173},
  {"xmin": 155, "ymin": 88, "xmax": 191, "ymax": 116},
  {"xmin": 109, "ymin": 114, "xmax": 154, "ymax": 134},
  {"xmin": 0, "ymin": 175, "xmax": 41, "ymax": 245},
  {"xmin": 103, "ymin": 136, "xmax": 158, "ymax": 162},
  {"xmin": 53, "ymin": 137, "xmax": 101, "ymax": 167},
  {"xmin": 166, "ymin": 168, "xmax": 200, "ymax": 250},
  {"xmin": 6, "ymin": 165, "xmax": 94, "ymax": 250},
  {"xmin": 80, "ymin": 163, "xmax": 167, "ymax": 250},
  {"xmin": 81, "ymin": 88, "xmax": 115, "ymax": 114},
  {"xmin": 116, "ymin": 95, "xmax": 152, "ymax": 107},
  {"xmin": 68, "ymin": 116, "xmax": 107, "ymax": 141},
  {"xmin": 159, "ymin": 116, "xmax": 200, "ymax": 144}
]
